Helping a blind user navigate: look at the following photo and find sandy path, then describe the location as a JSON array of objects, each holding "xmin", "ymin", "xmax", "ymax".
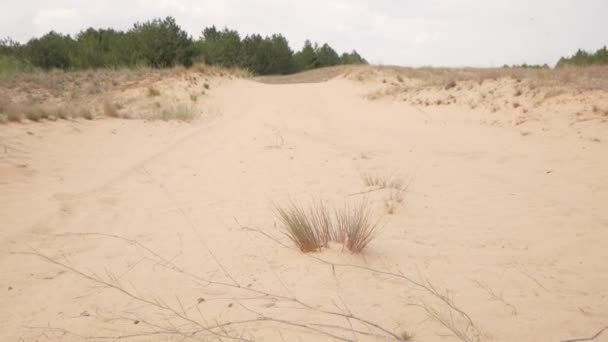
[{"xmin": 1, "ymin": 77, "xmax": 607, "ymax": 342}]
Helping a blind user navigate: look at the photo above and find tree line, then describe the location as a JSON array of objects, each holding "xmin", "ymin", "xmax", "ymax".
[
  {"xmin": 0, "ymin": 17, "xmax": 367, "ymax": 75},
  {"xmin": 556, "ymin": 46, "xmax": 608, "ymax": 68}
]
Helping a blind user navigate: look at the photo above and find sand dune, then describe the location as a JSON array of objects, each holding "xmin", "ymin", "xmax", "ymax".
[{"xmin": 1, "ymin": 66, "xmax": 607, "ymax": 342}]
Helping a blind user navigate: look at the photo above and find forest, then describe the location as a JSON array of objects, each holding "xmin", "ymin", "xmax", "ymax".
[{"xmin": 0, "ymin": 16, "xmax": 367, "ymax": 75}]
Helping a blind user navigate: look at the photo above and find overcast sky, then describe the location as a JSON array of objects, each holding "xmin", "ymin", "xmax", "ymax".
[{"xmin": 1, "ymin": 0, "xmax": 607, "ymax": 67}]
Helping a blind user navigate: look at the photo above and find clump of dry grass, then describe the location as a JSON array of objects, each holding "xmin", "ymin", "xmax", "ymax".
[
  {"xmin": 6, "ymin": 110, "xmax": 22, "ymax": 122},
  {"xmin": 102, "ymin": 101, "xmax": 120, "ymax": 118},
  {"xmin": 384, "ymin": 189, "xmax": 405, "ymax": 215},
  {"xmin": 361, "ymin": 172, "xmax": 405, "ymax": 190},
  {"xmin": 335, "ymin": 201, "xmax": 380, "ymax": 253},
  {"xmin": 400, "ymin": 331, "xmax": 414, "ymax": 341},
  {"xmin": 275, "ymin": 200, "xmax": 379, "ymax": 254},
  {"xmin": 275, "ymin": 201, "xmax": 330, "ymax": 253},
  {"xmin": 79, "ymin": 107, "xmax": 94, "ymax": 120},
  {"xmin": 23, "ymin": 105, "xmax": 47, "ymax": 121},
  {"xmin": 148, "ymin": 86, "xmax": 161, "ymax": 97},
  {"xmin": 445, "ymin": 80, "xmax": 457, "ymax": 90},
  {"xmin": 157, "ymin": 104, "xmax": 195, "ymax": 122},
  {"xmin": 0, "ymin": 95, "xmax": 11, "ymax": 113}
]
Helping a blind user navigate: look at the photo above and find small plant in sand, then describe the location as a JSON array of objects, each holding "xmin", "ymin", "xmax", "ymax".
[
  {"xmin": 334, "ymin": 201, "xmax": 380, "ymax": 253},
  {"xmin": 384, "ymin": 189, "xmax": 405, "ymax": 215},
  {"xmin": 0, "ymin": 98, "xmax": 22, "ymax": 122},
  {"xmin": 445, "ymin": 80, "xmax": 457, "ymax": 90},
  {"xmin": 80, "ymin": 108, "xmax": 94, "ymax": 120},
  {"xmin": 361, "ymin": 172, "xmax": 405, "ymax": 190},
  {"xmin": 147, "ymin": 86, "xmax": 161, "ymax": 97},
  {"xmin": 275, "ymin": 201, "xmax": 330, "ymax": 253},
  {"xmin": 158, "ymin": 104, "xmax": 195, "ymax": 122},
  {"xmin": 203, "ymin": 83, "xmax": 210, "ymax": 90},
  {"xmin": 102, "ymin": 101, "xmax": 120, "ymax": 118},
  {"xmin": 275, "ymin": 200, "xmax": 379, "ymax": 253},
  {"xmin": 400, "ymin": 330, "xmax": 414, "ymax": 341},
  {"xmin": 22, "ymin": 105, "xmax": 44, "ymax": 121}
]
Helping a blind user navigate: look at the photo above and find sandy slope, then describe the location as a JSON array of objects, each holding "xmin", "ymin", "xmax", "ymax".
[{"xmin": 1, "ymin": 71, "xmax": 607, "ymax": 342}]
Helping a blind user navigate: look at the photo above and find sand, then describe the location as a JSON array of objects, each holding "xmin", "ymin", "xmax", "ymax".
[{"xmin": 1, "ymin": 67, "xmax": 607, "ymax": 342}]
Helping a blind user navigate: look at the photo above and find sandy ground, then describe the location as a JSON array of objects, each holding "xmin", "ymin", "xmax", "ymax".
[{"xmin": 1, "ymin": 69, "xmax": 608, "ymax": 342}]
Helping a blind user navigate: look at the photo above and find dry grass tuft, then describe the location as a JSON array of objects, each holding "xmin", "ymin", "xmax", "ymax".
[
  {"xmin": 275, "ymin": 200, "xmax": 379, "ymax": 254},
  {"xmin": 445, "ymin": 80, "xmax": 457, "ymax": 90},
  {"xmin": 0, "ymin": 95, "xmax": 11, "ymax": 113},
  {"xmin": 54, "ymin": 106, "xmax": 71, "ymax": 120},
  {"xmin": 6, "ymin": 110, "xmax": 22, "ymax": 122},
  {"xmin": 79, "ymin": 108, "xmax": 94, "ymax": 120},
  {"xmin": 384, "ymin": 189, "xmax": 405, "ymax": 215},
  {"xmin": 335, "ymin": 201, "xmax": 380, "ymax": 253},
  {"xmin": 203, "ymin": 83, "xmax": 210, "ymax": 90},
  {"xmin": 23, "ymin": 105, "xmax": 48, "ymax": 121},
  {"xmin": 275, "ymin": 201, "xmax": 329, "ymax": 253},
  {"xmin": 158, "ymin": 104, "xmax": 196, "ymax": 122},
  {"xmin": 400, "ymin": 331, "xmax": 414, "ymax": 341},
  {"xmin": 361, "ymin": 172, "xmax": 405, "ymax": 190},
  {"xmin": 148, "ymin": 86, "xmax": 161, "ymax": 97},
  {"xmin": 103, "ymin": 101, "xmax": 120, "ymax": 118}
]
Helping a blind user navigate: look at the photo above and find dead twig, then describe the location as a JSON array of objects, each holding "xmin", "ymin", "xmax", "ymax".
[{"xmin": 561, "ymin": 326, "xmax": 608, "ymax": 342}]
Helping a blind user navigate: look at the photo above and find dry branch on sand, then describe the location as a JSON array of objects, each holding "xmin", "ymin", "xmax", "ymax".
[
  {"xmin": 22, "ymin": 236, "xmax": 409, "ymax": 342},
  {"xmin": 22, "ymin": 226, "xmax": 482, "ymax": 342},
  {"xmin": 236, "ymin": 220, "xmax": 482, "ymax": 342}
]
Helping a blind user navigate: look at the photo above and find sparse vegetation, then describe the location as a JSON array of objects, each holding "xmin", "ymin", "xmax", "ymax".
[
  {"xmin": 147, "ymin": 86, "xmax": 161, "ymax": 97},
  {"xmin": 103, "ymin": 101, "xmax": 120, "ymax": 118},
  {"xmin": 335, "ymin": 201, "xmax": 380, "ymax": 253},
  {"xmin": 23, "ymin": 105, "xmax": 47, "ymax": 121},
  {"xmin": 384, "ymin": 189, "xmax": 405, "ymax": 215},
  {"xmin": 158, "ymin": 104, "xmax": 195, "ymax": 122},
  {"xmin": 80, "ymin": 108, "xmax": 94, "ymax": 120},
  {"xmin": 361, "ymin": 172, "xmax": 405, "ymax": 190},
  {"xmin": 400, "ymin": 330, "xmax": 414, "ymax": 341},
  {"xmin": 275, "ymin": 200, "xmax": 379, "ymax": 254},
  {"xmin": 6, "ymin": 110, "xmax": 22, "ymax": 122},
  {"xmin": 275, "ymin": 201, "xmax": 330, "ymax": 253}
]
